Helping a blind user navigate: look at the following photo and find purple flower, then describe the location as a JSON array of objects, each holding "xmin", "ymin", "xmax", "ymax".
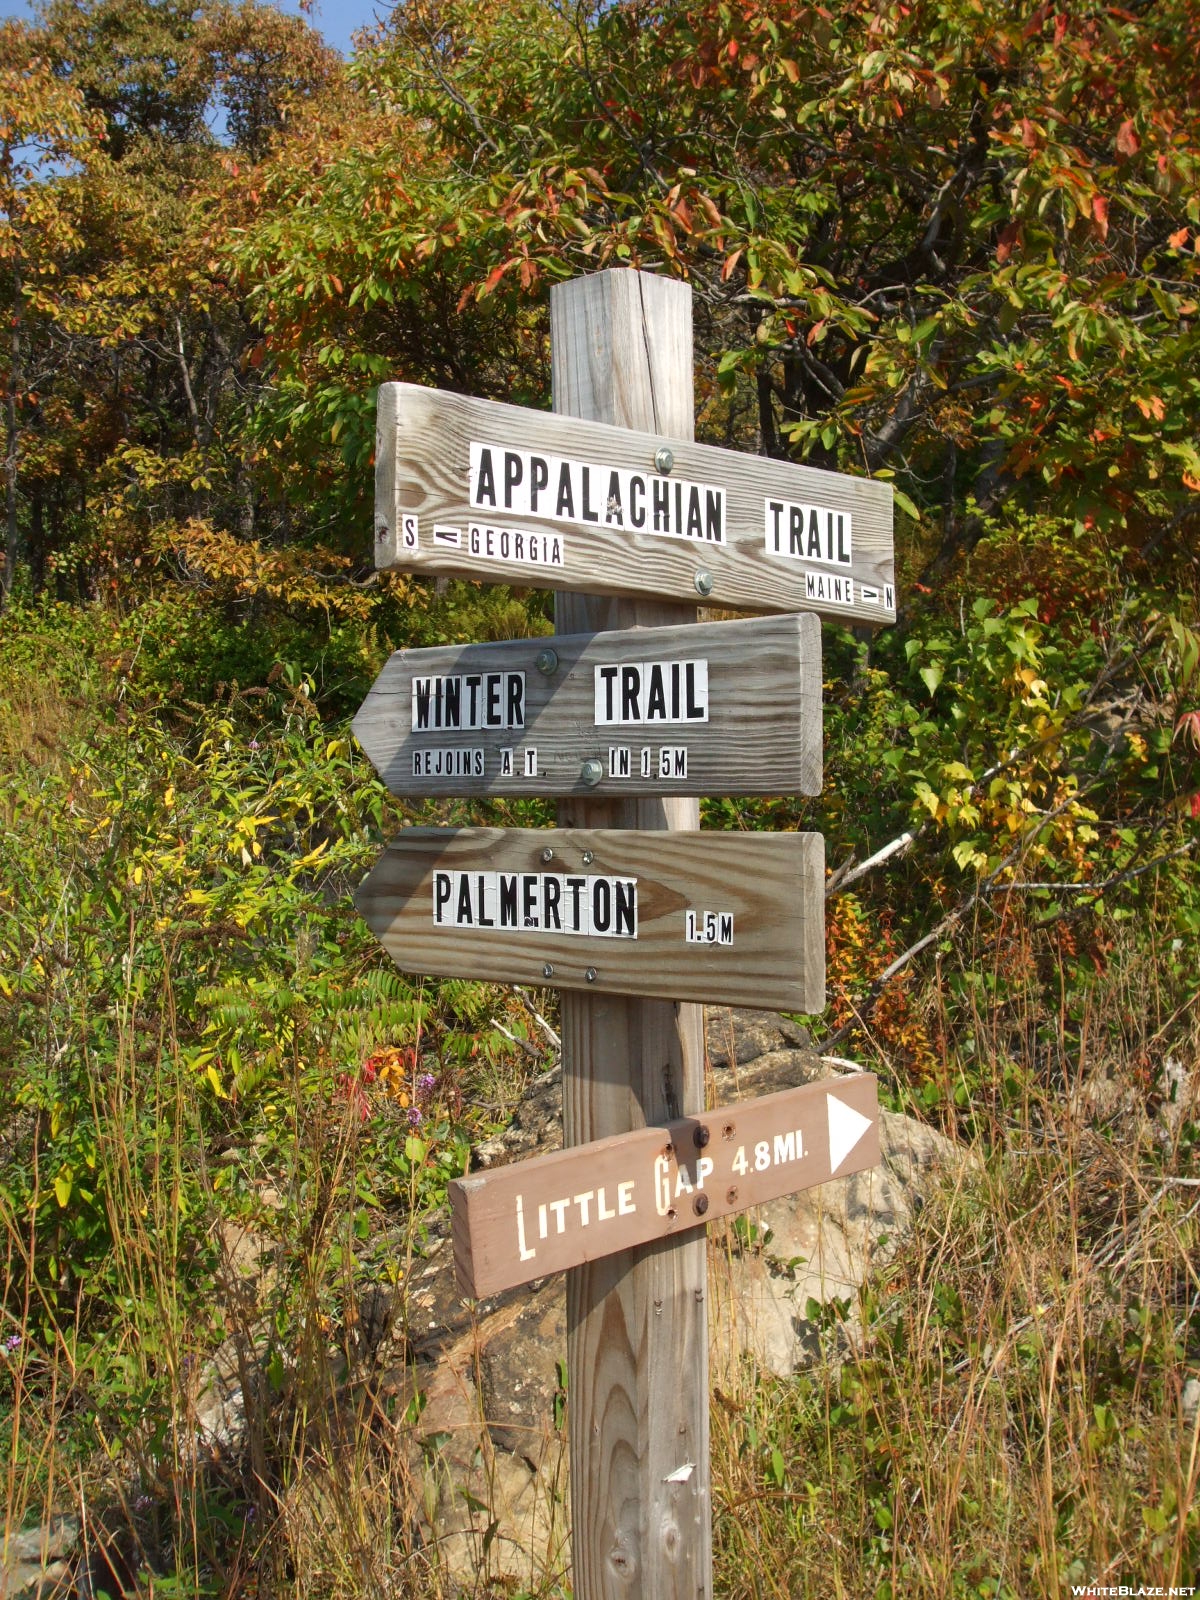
[
  {"xmin": 249, "ymin": 739, "xmax": 261, "ymax": 752},
  {"xmin": 416, "ymin": 1072, "xmax": 436, "ymax": 1100},
  {"xmin": 406, "ymin": 1106, "xmax": 423, "ymax": 1128}
]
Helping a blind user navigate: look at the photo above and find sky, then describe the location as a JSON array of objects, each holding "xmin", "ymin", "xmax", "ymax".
[{"xmin": 0, "ymin": 0, "xmax": 387, "ymax": 58}]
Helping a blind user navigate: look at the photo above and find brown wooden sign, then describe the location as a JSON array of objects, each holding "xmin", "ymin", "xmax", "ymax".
[
  {"xmin": 352, "ymin": 614, "xmax": 822, "ymax": 799},
  {"xmin": 354, "ymin": 825, "xmax": 824, "ymax": 1010},
  {"xmin": 375, "ymin": 382, "xmax": 895, "ymax": 626},
  {"xmin": 449, "ymin": 1074, "xmax": 879, "ymax": 1298}
]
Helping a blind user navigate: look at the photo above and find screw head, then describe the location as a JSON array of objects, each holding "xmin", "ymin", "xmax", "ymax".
[
  {"xmin": 535, "ymin": 647, "xmax": 558, "ymax": 675},
  {"xmin": 693, "ymin": 1125, "xmax": 711, "ymax": 1150},
  {"xmin": 581, "ymin": 850, "xmax": 594, "ymax": 865},
  {"xmin": 654, "ymin": 446, "xmax": 674, "ymax": 475},
  {"xmin": 694, "ymin": 569, "xmax": 714, "ymax": 597},
  {"xmin": 541, "ymin": 846, "xmax": 554, "ymax": 863},
  {"xmin": 692, "ymin": 1194, "xmax": 709, "ymax": 1217},
  {"xmin": 542, "ymin": 962, "xmax": 554, "ymax": 979},
  {"xmin": 585, "ymin": 967, "xmax": 598, "ymax": 983},
  {"xmin": 581, "ymin": 759, "xmax": 603, "ymax": 787}
]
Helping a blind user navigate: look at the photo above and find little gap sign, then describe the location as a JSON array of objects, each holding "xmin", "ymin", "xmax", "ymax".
[
  {"xmin": 352, "ymin": 613, "xmax": 822, "ymax": 798},
  {"xmin": 449, "ymin": 1074, "xmax": 880, "ymax": 1299},
  {"xmin": 375, "ymin": 383, "xmax": 895, "ymax": 625}
]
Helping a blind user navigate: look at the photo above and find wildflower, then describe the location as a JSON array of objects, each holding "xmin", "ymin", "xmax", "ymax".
[
  {"xmin": 406, "ymin": 1106, "xmax": 423, "ymax": 1128},
  {"xmin": 416, "ymin": 1072, "xmax": 436, "ymax": 1100},
  {"xmin": 249, "ymin": 739, "xmax": 261, "ymax": 751},
  {"xmin": 3, "ymin": 1334, "xmax": 20, "ymax": 1353}
]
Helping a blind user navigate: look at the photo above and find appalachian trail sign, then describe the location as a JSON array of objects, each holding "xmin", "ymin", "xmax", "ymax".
[
  {"xmin": 353, "ymin": 268, "xmax": 895, "ymax": 1600},
  {"xmin": 374, "ymin": 381, "xmax": 895, "ymax": 625}
]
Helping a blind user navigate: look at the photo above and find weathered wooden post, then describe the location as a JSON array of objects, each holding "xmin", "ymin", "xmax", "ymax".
[{"xmin": 550, "ymin": 271, "xmax": 710, "ymax": 1597}]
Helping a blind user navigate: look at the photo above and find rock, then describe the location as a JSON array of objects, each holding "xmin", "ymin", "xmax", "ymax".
[
  {"xmin": 378, "ymin": 1010, "xmax": 963, "ymax": 1590},
  {"xmin": 1, "ymin": 1516, "xmax": 78, "ymax": 1600},
  {"xmin": 1183, "ymin": 1376, "xmax": 1199, "ymax": 1425}
]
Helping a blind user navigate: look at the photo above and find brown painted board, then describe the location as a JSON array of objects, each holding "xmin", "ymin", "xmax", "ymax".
[
  {"xmin": 449, "ymin": 1074, "xmax": 879, "ymax": 1298},
  {"xmin": 375, "ymin": 382, "xmax": 895, "ymax": 626},
  {"xmin": 351, "ymin": 613, "xmax": 822, "ymax": 799},
  {"xmin": 354, "ymin": 825, "xmax": 824, "ymax": 1010}
]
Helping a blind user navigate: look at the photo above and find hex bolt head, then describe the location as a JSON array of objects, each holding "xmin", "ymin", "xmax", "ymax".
[
  {"xmin": 694, "ymin": 569, "xmax": 714, "ymax": 597},
  {"xmin": 693, "ymin": 1194, "xmax": 710, "ymax": 1217},
  {"xmin": 581, "ymin": 759, "xmax": 604, "ymax": 787},
  {"xmin": 693, "ymin": 1125, "xmax": 711, "ymax": 1150},
  {"xmin": 535, "ymin": 647, "xmax": 559, "ymax": 675},
  {"xmin": 654, "ymin": 446, "xmax": 674, "ymax": 475},
  {"xmin": 585, "ymin": 967, "xmax": 598, "ymax": 983},
  {"xmin": 542, "ymin": 962, "xmax": 555, "ymax": 979},
  {"xmin": 541, "ymin": 846, "xmax": 554, "ymax": 863}
]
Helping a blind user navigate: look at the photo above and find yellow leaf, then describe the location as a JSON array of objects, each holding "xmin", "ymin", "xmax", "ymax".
[
  {"xmin": 206, "ymin": 1064, "xmax": 227, "ymax": 1098},
  {"xmin": 54, "ymin": 1172, "xmax": 73, "ymax": 1208}
]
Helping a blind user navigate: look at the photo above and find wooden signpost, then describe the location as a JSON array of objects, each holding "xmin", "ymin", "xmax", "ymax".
[
  {"xmin": 352, "ymin": 613, "xmax": 822, "ymax": 798},
  {"xmin": 450, "ymin": 1075, "xmax": 880, "ymax": 1299},
  {"xmin": 354, "ymin": 825, "xmax": 825, "ymax": 1010},
  {"xmin": 374, "ymin": 381, "xmax": 895, "ymax": 626},
  {"xmin": 353, "ymin": 268, "xmax": 896, "ymax": 1599}
]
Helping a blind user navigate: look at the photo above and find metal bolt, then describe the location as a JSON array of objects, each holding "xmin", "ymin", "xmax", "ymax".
[
  {"xmin": 693, "ymin": 1194, "xmax": 709, "ymax": 1217},
  {"xmin": 654, "ymin": 446, "xmax": 674, "ymax": 475},
  {"xmin": 694, "ymin": 569, "xmax": 714, "ymax": 597},
  {"xmin": 693, "ymin": 1125, "xmax": 711, "ymax": 1150},
  {"xmin": 541, "ymin": 846, "xmax": 554, "ymax": 863},
  {"xmin": 542, "ymin": 962, "xmax": 554, "ymax": 979},
  {"xmin": 726, "ymin": 1186, "xmax": 738, "ymax": 1205},
  {"xmin": 585, "ymin": 967, "xmax": 598, "ymax": 983},
  {"xmin": 581, "ymin": 850, "xmax": 594, "ymax": 865},
  {"xmin": 535, "ymin": 647, "xmax": 558, "ymax": 675},
  {"xmin": 581, "ymin": 759, "xmax": 604, "ymax": 787}
]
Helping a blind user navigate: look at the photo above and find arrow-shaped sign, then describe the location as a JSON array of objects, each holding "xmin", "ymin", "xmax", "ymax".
[
  {"xmin": 448, "ymin": 1074, "xmax": 880, "ymax": 1298},
  {"xmin": 827, "ymin": 1091, "xmax": 875, "ymax": 1175}
]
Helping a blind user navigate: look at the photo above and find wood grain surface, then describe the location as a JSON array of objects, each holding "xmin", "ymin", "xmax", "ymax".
[
  {"xmin": 374, "ymin": 380, "xmax": 895, "ymax": 626},
  {"xmin": 550, "ymin": 270, "xmax": 711, "ymax": 1600},
  {"xmin": 450, "ymin": 1074, "xmax": 879, "ymax": 1298},
  {"xmin": 354, "ymin": 825, "xmax": 825, "ymax": 1011},
  {"xmin": 351, "ymin": 613, "xmax": 822, "ymax": 799}
]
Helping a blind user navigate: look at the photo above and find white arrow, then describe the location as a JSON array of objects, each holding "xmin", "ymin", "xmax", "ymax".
[{"xmin": 827, "ymin": 1093, "xmax": 874, "ymax": 1175}]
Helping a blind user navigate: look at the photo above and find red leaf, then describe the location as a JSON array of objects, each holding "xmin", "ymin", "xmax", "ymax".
[
  {"xmin": 1116, "ymin": 119, "xmax": 1139, "ymax": 157},
  {"xmin": 1191, "ymin": 791, "xmax": 1200, "ymax": 820},
  {"xmin": 1169, "ymin": 227, "xmax": 1189, "ymax": 249},
  {"xmin": 1092, "ymin": 194, "xmax": 1109, "ymax": 239},
  {"xmin": 1021, "ymin": 118, "xmax": 1038, "ymax": 149},
  {"xmin": 996, "ymin": 220, "xmax": 1022, "ymax": 263}
]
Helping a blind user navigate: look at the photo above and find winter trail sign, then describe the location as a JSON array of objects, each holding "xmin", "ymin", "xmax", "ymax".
[{"xmin": 352, "ymin": 613, "xmax": 822, "ymax": 798}]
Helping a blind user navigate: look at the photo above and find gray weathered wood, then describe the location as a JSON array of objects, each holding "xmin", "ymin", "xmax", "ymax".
[
  {"xmin": 553, "ymin": 270, "xmax": 711, "ymax": 1600},
  {"xmin": 353, "ymin": 825, "xmax": 825, "ymax": 1011},
  {"xmin": 351, "ymin": 613, "xmax": 822, "ymax": 799},
  {"xmin": 373, "ymin": 383, "xmax": 895, "ymax": 626},
  {"xmin": 450, "ymin": 1074, "xmax": 880, "ymax": 1299}
]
